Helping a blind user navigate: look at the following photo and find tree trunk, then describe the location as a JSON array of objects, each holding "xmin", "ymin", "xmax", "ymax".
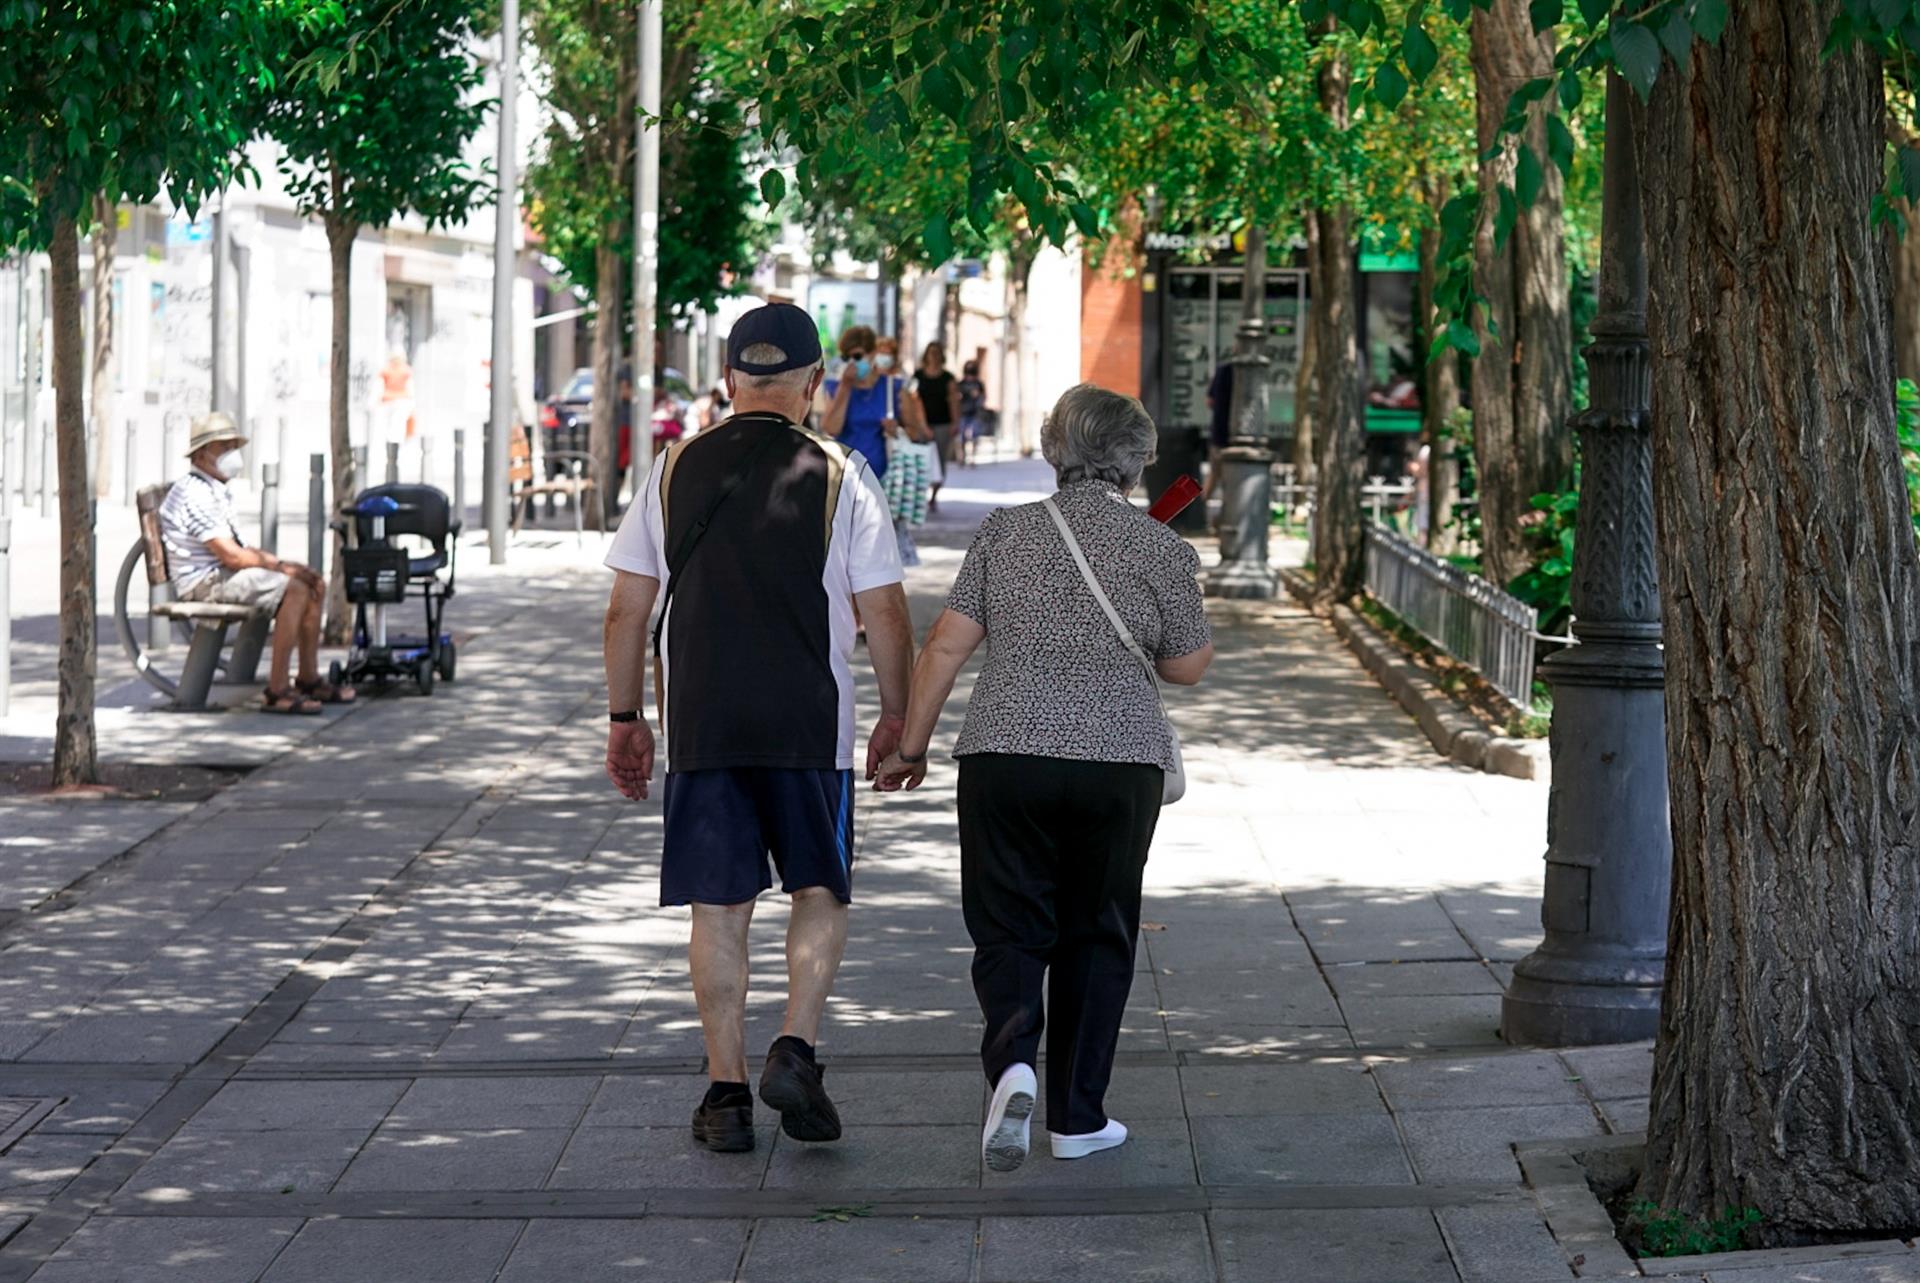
[
  {"xmin": 1469, "ymin": 0, "xmax": 1573, "ymax": 588},
  {"xmin": 49, "ymin": 217, "xmax": 96, "ymax": 788},
  {"xmin": 1639, "ymin": 0, "xmax": 1920, "ymax": 1238},
  {"xmin": 323, "ymin": 212, "xmax": 355, "ymax": 645},
  {"xmin": 1293, "ymin": 213, "xmax": 1318, "ymax": 502},
  {"xmin": 1008, "ymin": 242, "xmax": 1036, "ymax": 457},
  {"xmin": 89, "ymin": 195, "xmax": 116, "ymax": 500},
  {"xmin": 1418, "ymin": 177, "xmax": 1461, "ymax": 552},
  {"xmin": 1889, "ymin": 201, "xmax": 1920, "ymax": 383},
  {"xmin": 587, "ymin": 234, "xmax": 622, "ymax": 530},
  {"xmin": 1308, "ymin": 55, "xmax": 1365, "ymax": 603}
]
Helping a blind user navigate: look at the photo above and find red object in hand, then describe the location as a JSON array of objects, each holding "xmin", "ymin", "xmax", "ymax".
[{"xmin": 1147, "ymin": 475, "xmax": 1203, "ymax": 524}]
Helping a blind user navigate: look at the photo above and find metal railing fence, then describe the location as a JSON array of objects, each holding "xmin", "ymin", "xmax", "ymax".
[{"xmin": 1362, "ymin": 521, "xmax": 1538, "ymax": 706}]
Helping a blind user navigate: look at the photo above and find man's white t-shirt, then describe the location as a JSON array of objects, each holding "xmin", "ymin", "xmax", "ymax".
[{"xmin": 605, "ymin": 412, "xmax": 902, "ymax": 773}]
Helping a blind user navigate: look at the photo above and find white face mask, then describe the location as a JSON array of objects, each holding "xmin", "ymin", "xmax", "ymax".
[
  {"xmin": 874, "ymin": 353, "xmax": 895, "ymax": 371},
  {"xmin": 213, "ymin": 449, "xmax": 245, "ymax": 480}
]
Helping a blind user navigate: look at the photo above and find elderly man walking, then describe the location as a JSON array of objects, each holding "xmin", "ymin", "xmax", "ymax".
[
  {"xmin": 602, "ymin": 302, "xmax": 914, "ymax": 1153},
  {"xmin": 157, "ymin": 412, "xmax": 353, "ymax": 714}
]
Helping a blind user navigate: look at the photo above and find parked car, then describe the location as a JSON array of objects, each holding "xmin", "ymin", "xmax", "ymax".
[{"xmin": 538, "ymin": 366, "xmax": 693, "ymax": 477}]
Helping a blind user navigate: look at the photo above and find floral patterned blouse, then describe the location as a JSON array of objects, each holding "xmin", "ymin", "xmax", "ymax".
[{"xmin": 945, "ymin": 479, "xmax": 1212, "ymax": 773}]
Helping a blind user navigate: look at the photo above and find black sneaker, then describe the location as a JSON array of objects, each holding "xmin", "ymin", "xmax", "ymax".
[
  {"xmin": 759, "ymin": 1036, "xmax": 841, "ymax": 1142},
  {"xmin": 691, "ymin": 1085, "xmax": 755, "ymax": 1153}
]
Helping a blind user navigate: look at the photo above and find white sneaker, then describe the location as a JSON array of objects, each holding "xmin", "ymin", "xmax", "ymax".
[
  {"xmin": 1050, "ymin": 1118, "xmax": 1128, "ymax": 1160},
  {"xmin": 982, "ymin": 1063, "xmax": 1037, "ymax": 1172}
]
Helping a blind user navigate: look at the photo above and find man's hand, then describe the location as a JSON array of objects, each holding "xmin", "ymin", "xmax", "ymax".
[
  {"xmin": 866, "ymin": 714, "xmax": 905, "ymax": 781},
  {"xmin": 873, "ymin": 751, "xmax": 928, "ymax": 792},
  {"xmin": 278, "ymin": 559, "xmax": 323, "ymax": 591},
  {"xmin": 606, "ymin": 720, "xmax": 657, "ymax": 800}
]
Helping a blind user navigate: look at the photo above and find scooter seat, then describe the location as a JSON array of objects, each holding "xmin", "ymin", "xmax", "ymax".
[{"xmin": 408, "ymin": 551, "xmax": 447, "ymax": 577}]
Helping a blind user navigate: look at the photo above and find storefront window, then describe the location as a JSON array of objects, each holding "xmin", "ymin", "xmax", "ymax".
[{"xmin": 1164, "ymin": 266, "xmax": 1307, "ymax": 441}]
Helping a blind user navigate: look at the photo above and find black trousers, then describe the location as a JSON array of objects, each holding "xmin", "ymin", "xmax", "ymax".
[{"xmin": 958, "ymin": 753, "xmax": 1163, "ymax": 1135}]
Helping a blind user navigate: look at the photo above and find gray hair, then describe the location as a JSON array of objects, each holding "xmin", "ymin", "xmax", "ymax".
[
  {"xmin": 731, "ymin": 342, "xmax": 816, "ymax": 393},
  {"xmin": 1041, "ymin": 383, "xmax": 1157, "ymax": 488}
]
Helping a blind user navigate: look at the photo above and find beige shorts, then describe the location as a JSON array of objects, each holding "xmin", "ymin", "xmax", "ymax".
[{"xmin": 180, "ymin": 566, "xmax": 290, "ymax": 612}]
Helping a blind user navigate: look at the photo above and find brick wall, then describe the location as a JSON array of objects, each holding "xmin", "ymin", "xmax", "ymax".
[{"xmin": 1080, "ymin": 231, "xmax": 1143, "ymax": 396}]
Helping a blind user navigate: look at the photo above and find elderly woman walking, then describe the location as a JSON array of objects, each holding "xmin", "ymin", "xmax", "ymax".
[{"xmin": 876, "ymin": 383, "xmax": 1214, "ymax": 1172}]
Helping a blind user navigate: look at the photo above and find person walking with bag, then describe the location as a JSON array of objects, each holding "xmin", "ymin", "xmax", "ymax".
[
  {"xmin": 874, "ymin": 383, "xmax": 1213, "ymax": 1173},
  {"xmin": 603, "ymin": 302, "xmax": 914, "ymax": 1154}
]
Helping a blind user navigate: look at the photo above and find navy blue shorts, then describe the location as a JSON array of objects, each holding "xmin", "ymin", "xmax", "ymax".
[{"xmin": 660, "ymin": 768, "xmax": 855, "ymax": 906}]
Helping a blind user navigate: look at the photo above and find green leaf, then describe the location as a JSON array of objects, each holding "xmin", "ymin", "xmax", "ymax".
[
  {"xmin": 794, "ymin": 16, "xmax": 823, "ymax": 45},
  {"xmin": 1545, "ymin": 113, "xmax": 1575, "ymax": 177},
  {"xmin": 1515, "ymin": 144, "xmax": 1543, "ymax": 207},
  {"xmin": 759, "ymin": 168, "xmax": 785, "ymax": 208},
  {"xmin": 1494, "ymin": 183, "xmax": 1519, "ymax": 250},
  {"xmin": 1612, "ymin": 21, "xmax": 1662, "ymax": 99},
  {"xmin": 1899, "ymin": 147, "xmax": 1920, "ymax": 202},
  {"xmin": 1404, "ymin": 24, "xmax": 1439, "ymax": 80},
  {"xmin": 922, "ymin": 212, "xmax": 954, "ymax": 262},
  {"xmin": 1301, "ymin": 0, "xmax": 1330, "ymax": 24},
  {"xmin": 1068, "ymin": 201, "xmax": 1099, "ymax": 237},
  {"xmin": 922, "ymin": 64, "xmax": 965, "ymax": 121},
  {"xmin": 1686, "ymin": 0, "xmax": 1729, "ymax": 42},
  {"xmin": 1443, "ymin": 0, "xmax": 1472, "ymax": 17},
  {"xmin": 1529, "ymin": 0, "xmax": 1562, "ymax": 33},
  {"xmin": 1445, "ymin": 318, "xmax": 1481, "ymax": 356},
  {"xmin": 1374, "ymin": 61, "xmax": 1408, "ymax": 109},
  {"xmin": 767, "ymin": 48, "xmax": 789, "ymax": 77},
  {"xmin": 1576, "ymin": 0, "xmax": 1610, "ymax": 25},
  {"xmin": 1557, "ymin": 69, "xmax": 1583, "ymax": 110},
  {"xmin": 1872, "ymin": 0, "xmax": 1905, "ymax": 32},
  {"xmin": 1656, "ymin": 7, "xmax": 1693, "ymax": 63}
]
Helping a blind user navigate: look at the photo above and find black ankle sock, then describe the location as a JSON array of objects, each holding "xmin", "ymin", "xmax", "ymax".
[
  {"xmin": 771, "ymin": 1034, "xmax": 816, "ymax": 1063},
  {"xmin": 704, "ymin": 1081, "xmax": 751, "ymax": 1108}
]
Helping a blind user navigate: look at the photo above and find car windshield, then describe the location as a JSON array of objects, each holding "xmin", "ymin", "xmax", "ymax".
[{"xmin": 560, "ymin": 370, "xmax": 594, "ymax": 400}]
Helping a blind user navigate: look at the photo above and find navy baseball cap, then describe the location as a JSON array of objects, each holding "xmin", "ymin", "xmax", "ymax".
[{"xmin": 726, "ymin": 302, "xmax": 824, "ymax": 374}]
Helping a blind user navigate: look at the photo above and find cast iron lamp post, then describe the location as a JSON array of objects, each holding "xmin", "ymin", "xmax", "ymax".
[
  {"xmin": 1205, "ymin": 227, "xmax": 1280, "ymax": 599},
  {"xmin": 1500, "ymin": 72, "xmax": 1671, "ymax": 1046}
]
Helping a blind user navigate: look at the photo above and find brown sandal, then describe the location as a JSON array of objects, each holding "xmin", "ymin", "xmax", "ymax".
[
  {"xmin": 263, "ymin": 688, "xmax": 323, "ymax": 716},
  {"xmin": 296, "ymin": 679, "xmax": 357, "ymax": 705}
]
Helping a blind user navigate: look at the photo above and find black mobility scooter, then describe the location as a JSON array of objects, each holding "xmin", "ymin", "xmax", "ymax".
[{"xmin": 331, "ymin": 483, "xmax": 458, "ymax": 696}]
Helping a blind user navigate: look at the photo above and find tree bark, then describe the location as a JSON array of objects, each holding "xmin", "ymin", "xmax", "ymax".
[
  {"xmin": 1308, "ymin": 56, "xmax": 1365, "ymax": 603},
  {"xmin": 1889, "ymin": 202, "xmax": 1920, "ymax": 384},
  {"xmin": 1418, "ymin": 177, "xmax": 1461, "ymax": 552},
  {"xmin": 1469, "ymin": 0, "xmax": 1573, "ymax": 587},
  {"xmin": 1292, "ymin": 212, "xmax": 1318, "ymax": 502},
  {"xmin": 587, "ymin": 234, "xmax": 622, "ymax": 530},
  {"xmin": 323, "ymin": 210, "xmax": 355, "ymax": 645},
  {"xmin": 1639, "ymin": 0, "xmax": 1920, "ymax": 1238},
  {"xmin": 89, "ymin": 195, "xmax": 116, "ymax": 500},
  {"xmin": 49, "ymin": 216, "xmax": 96, "ymax": 788},
  {"xmin": 1008, "ymin": 233, "xmax": 1038, "ymax": 457}
]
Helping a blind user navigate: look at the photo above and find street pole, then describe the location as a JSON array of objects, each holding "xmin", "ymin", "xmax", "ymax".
[
  {"xmin": 211, "ymin": 197, "xmax": 227, "ymax": 418},
  {"xmin": 487, "ymin": 0, "xmax": 518, "ymax": 565},
  {"xmin": 1501, "ymin": 72, "xmax": 1670, "ymax": 1046},
  {"xmin": 1204, "ymin": 226, "xmax": 1280, "ymax": 599},
  {"xmin": 630, "ymin": 0, "xmax": 661, "ymax": 507}
]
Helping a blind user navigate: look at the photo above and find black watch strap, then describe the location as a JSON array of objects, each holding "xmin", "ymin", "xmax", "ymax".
[
  {"xmin": 609, "ymin": 710, "xmax": 639, "ymax": 723},
  {"xmin": 897, "ymin": 749, "xmax": 927, "ymax": 764}
]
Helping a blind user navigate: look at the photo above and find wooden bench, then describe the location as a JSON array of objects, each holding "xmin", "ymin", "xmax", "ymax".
[
  {"xmin": 510, "ymin": 424, "xmax": 604, "ymax": 542},
  {"xmin": 111, "ymin": 484, "xmax": 273, "ymax": 710}
]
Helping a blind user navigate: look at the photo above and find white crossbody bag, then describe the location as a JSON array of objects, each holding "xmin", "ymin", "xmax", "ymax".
[{"xmin": 1041, "ymin": 496, "xmax": 1187, "ymax": 805}]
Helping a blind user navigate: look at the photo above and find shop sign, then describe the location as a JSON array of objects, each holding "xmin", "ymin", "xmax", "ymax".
[{"xmin": 1143, "ymin": 229, "xmax": 1234, "ymax": 253}]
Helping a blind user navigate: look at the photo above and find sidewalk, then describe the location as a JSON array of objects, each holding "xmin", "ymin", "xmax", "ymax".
[{"xmin": 0, "ymin": 459, "xmax": 1666, "ymax": 1282}]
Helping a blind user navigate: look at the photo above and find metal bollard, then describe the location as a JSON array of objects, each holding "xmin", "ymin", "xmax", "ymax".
[
  {"xmin": 453, "ymin": 428, "xmax": 466, "ymax": 526},
  {"xmin": 37, "ymin": 414, "xmax": 51, "ymax": 518},
  {"xmin": 261, "ymin": 462, "xmax": 279, "ymax": 555},
  {"xmin": 0, "ymin": 515, "xmax": 10, "ymax": 717},
  {"xmin": 420, "ymin": 435, "xmax": 434, "ymax": 488},
  {"xmin": 308, "ymin": 453, "xmax": 325, "ymax": 572},
  {"xmin": 385, "ymin": 440, "xmax": 400, "ymax": 485},
  {"xmin": 351, "ymin": 445, "xmax": 366, "ymax": 496}
]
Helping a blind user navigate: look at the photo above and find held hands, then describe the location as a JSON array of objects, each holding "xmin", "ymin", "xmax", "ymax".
[
  {"xmin": 873, "ymin": 751, "xmax": 927, "ymax": 792},
  {"xmin": 605, "ymin": 720, "xmax": 657, "ymax": 800},
  {"xmin": 866, "ymin": 714, "xmax": 904, "ymax": 782}
]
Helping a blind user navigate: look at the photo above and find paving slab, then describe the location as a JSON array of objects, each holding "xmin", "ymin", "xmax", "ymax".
[
  {"xmin": 190, "ymin": 1080, "xmax": 408, "ymax": 1132},
  {"xmin": 31, "ymin": 1215, "xmax": 302, "ymax": 1283},
  {"xmin": 1439, "ymin": 1204, "xmax": 1578, "ymax": 1280},
  {"xmin": 1702, "ymin": 1258, "xmax": 1920, "ymax": 1283},
  {"xmin": 496, "ymin": 1217, "xmax": 750, "ymax": 1283},
  {"xmin": 764, "ymin": 1124, "xmax": 980, "ymax": 1190},
  {"xmin": 1375, "ymin": 1052, "xmax": 1589, "ymax": 1112},
  {"xmin": 1325, "ymin": 961, "xmax": 1506, "ymax": 1000},
  {"xmin": 1191, "ymin": 1112, "xmax": 1414, "ymax": 1185},
  {"xmin": 1559, "ymin": 1042, "xmax": 1655, "ymax": 1101},
  {"xmin": 1401, "ymin": 1105, "xmax": 1604, "ymax": 1183},
  {"xmin": 21, "ymin": 1014, "xmax": 238, "ymax": 1064},
  {"xmin": 1211, "ymin": 1207, "xmax": 1457, "ymax": 1283},
  {"xmin": 548, "ymin": 1125, "xmax": 776, "ymax": 1190},
  {"xmin": 121, "ymin": 1127, "xmax": 371, "ymax": 1197},
  {"xmin": 1179, "ymin": 1061, "xmax": 1386, "ymax": 1117},
  {"xmin": 1343, "ymin": 995, "xmax": 1506, "ymax": 1049},
  {"xmin": 258, "ymin": 1217, "xmax": 524, "ymax": 1283},
  {"xmin": 738, "ymin": 1215, "xmax": 977, "ymax": 1283},
  {"xmin": 995, "ymin": 1115, "xmax": 1199, "ymax": 1189},
  {"xmin": 385, "ymin": 1073, "xmax": 598, "ymax": 1131},
  {"xmin": 334, "ymin": 1125, "xmax": 575, "ymax": 1192},
  {"xmin": 979, "ymin": 1212, "xmax": 1214, "ymax": 1283}
]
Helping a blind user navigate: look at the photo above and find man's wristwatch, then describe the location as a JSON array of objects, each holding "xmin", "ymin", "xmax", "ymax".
[
  {"xmin": 609, "ymin": 710, "xmax": 639, "ymax": 723},
  {"xmin": 897, "ymin": 748, "xmax": 927, "ymax": 764}
]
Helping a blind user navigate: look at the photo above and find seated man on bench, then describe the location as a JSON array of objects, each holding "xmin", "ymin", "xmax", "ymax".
[{"xmin": 157, "ymin": 412, "xmax": 355, "ymax": 715}]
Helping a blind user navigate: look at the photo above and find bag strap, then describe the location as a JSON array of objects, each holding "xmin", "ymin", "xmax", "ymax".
[
  {"xmin": 651, "ymin": 416, "xmax": 787, "ymax": 656},
  {"xmin": 1040, "ymin": 495, "xmax": 1157, "ymax": 678}
]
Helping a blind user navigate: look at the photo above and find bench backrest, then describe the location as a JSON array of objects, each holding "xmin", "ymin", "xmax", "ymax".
[
  {"xmin": 136, "ymin": 484, "xmax": 172, "ymax": 586},
  {"xmin": 509, "ymin": 425, "xmax": 534, "ymax": 487}
]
